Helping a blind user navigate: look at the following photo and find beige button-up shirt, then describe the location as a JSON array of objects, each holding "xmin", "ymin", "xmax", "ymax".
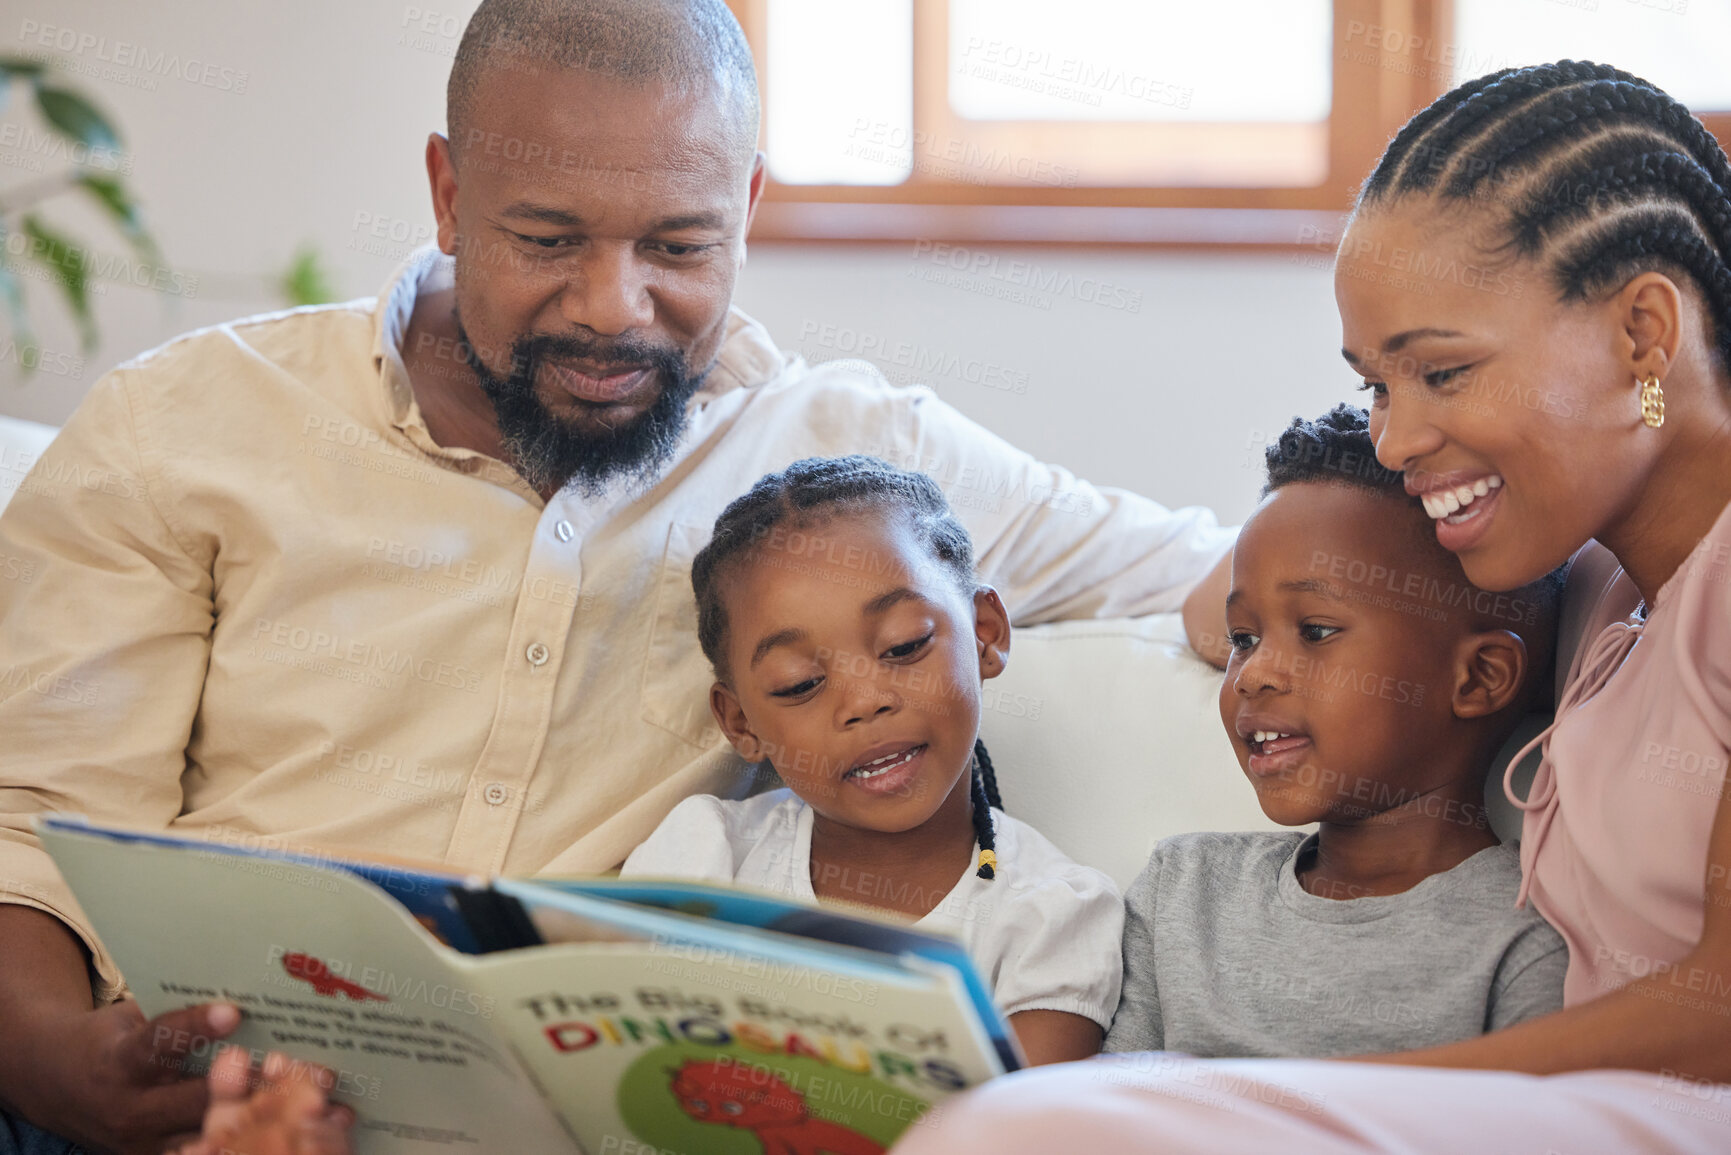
[{"xmin": 0, "ymin": 247, "xmax": 1230, "ymax": 998}]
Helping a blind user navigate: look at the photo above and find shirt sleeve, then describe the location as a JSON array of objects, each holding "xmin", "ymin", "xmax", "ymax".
[
  {"xmin": 1553, "ymin": 540, "xmax": 1640, "ymax": 709},
  {"xmin": 990, "ymin": 864, "xmax": 1125, "ymax": 1030},
  {"xmin": 618, "ymin": 794, "xmax": 741, "ymax": 883},
  {"xmin": 1103, "ymin": 850, "xmax": 1164, "ymax": 1052},
  {"xmin": 1487, "ymin": 920, "xmax": 1569, "ymax": 1032},
  {"xmin": 898, "ymin": 388, "xmax": 1234, "ymax": 625},
  {"xmin": 0, "ymin": 370, "xmax": 215, "ymax": 1001}
]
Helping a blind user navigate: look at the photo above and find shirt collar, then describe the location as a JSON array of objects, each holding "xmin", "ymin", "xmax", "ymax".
[
  {"xmin": 369, "ymin": 243, "xmax": 786, "ymax": 436},
  {"xmin": 372, "ymin": 244, "xmax": 448, "ymax": 436}
]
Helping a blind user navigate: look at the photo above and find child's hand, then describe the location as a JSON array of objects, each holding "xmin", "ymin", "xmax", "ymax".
[{"xmin": 172, "ymin": 1046, "xmax": 354, "ymax": 1155}]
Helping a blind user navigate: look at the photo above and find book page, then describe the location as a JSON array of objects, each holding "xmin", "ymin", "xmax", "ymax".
[{"xmin": 40, "ymin": 822, "xmax": 579, "ymax": 1154}]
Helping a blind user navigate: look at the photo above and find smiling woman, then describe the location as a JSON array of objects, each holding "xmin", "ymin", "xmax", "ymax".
[
  {"xmin": 897, "ymin": 59, "xmax": 1731, "ymax": 1155},
  {"xmin": 1336, "ymin": 59, "xmax": 1731, "ymax": 1021}
]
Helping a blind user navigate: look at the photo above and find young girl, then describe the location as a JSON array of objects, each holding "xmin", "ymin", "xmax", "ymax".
[{"xmin": 620, "ymin": 454, "xmax": 1123, "ymax": 1066}]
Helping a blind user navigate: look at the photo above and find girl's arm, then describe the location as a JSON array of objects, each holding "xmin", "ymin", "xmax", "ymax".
[
  {"xmin": 1010, "ymin": 1010, "xmax": 1105, "ymax": 1066},
  {"xmin": 174, "ymin": 1048, "xmax": 352, "ymax": 1155},
  {"xmin": 1356, "ymin": 784, "xmax": 1731, "ymax": 1080}
]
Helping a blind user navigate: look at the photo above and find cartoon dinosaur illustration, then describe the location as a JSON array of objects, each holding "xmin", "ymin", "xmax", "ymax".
[
  {"xmin": 669, "ymin": 1058, "xmax": 885, "ymax": 1155},
  {"xmin": 281, "ymin": 952, "xmax": 387, "ymax": 1001}
]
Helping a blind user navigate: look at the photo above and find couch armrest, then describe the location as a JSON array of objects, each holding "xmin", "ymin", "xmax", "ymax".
[{"xmin": 0, "ymin": 414, "xmax": 59, "ymax": 519}]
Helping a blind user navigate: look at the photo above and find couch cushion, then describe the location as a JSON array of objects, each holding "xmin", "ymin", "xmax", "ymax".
[{"xmin": 0, "ymin": 414, "xmax": 58, "ymax": 519}]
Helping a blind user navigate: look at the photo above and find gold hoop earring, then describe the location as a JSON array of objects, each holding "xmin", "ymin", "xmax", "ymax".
[{"xmin": 1640, "ymin": 375, "xmax": 1665, "ymax": 429}]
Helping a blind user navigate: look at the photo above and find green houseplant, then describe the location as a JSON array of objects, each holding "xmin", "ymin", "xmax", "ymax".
[
  {"xmin": 0, "ymin": 55, "xmax": 157, "ymax": 365},
  {"xmin": 0, "ymin": 56, "xmax": 338, "ymax": 378}
]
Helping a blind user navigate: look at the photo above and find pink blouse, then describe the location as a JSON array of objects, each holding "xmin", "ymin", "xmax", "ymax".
[{"xmin": 1506, "ymin": 497, "xmax": 1731, "ymax": 1006}]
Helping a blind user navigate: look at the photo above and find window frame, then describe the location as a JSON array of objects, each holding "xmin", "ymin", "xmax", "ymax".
[{"xmin": 730, "ymin": 0, "xmax": 1731, "ymax": 249}]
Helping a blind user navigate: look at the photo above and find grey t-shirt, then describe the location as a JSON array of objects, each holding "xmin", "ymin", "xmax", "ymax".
[{"xmin": 1103, "ymin": 831, "xmax": 1567, "ymax": 1058}]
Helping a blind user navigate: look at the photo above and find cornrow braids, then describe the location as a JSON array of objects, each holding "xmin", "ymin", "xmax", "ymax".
[
  {"xmin": 1366, "ymin": 67, "xmax": 1532, "ymax": 199},
  {"xmin": 692, "ymin": 455, "xmax": 1005, "ymax": 882},
  {"xmin": 692, "ymin": 455, "xmax": 976, "ymax": 677},
  {"xmin": 970, "ymin": 739, "xmax": 1001, "ymax": 880},
  {"xmin": 1386, "ymin": 61, "xmax": 1619, "ymax": 196},
  {"xmin": 1357, "ymin": 60, "xmax": 1731, "ymax": 373}
]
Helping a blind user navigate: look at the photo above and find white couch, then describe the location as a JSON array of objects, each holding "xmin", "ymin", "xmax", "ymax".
[
  {"xmin": 0, "ymin": 415, "xmax": 55, "ymax": 516},
  {"xmin": 0, "ymin": 413, "xmax": 1530, "ymax": 891}
]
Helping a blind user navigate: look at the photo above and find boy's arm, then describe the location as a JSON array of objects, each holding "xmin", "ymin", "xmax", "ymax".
[
  {"xmin": 1102, "ymin": 855, "xmax": 1164, "ymax": 1053},
  {"xmin": 1485, "ymin": 930, "xmax": 1568, "ymax": 1032}
]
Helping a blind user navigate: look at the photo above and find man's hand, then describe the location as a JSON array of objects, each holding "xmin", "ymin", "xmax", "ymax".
[
  {"xmin": 17, "ymin": 997, "xmax": 242, "ymax": 1154},
  {"xmin": 0, "ymin": 905, "xmax": 240, "ymax": 1155}
]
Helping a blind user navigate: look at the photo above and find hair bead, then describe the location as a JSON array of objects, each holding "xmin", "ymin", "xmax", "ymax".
[{"xmin": 971, "ymin": 739, "xmax": 1001, "ymax": 881}]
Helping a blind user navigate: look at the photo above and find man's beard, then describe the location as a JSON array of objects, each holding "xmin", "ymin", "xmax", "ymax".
[{"xmin": 456, "ymin": 320, "xmax": 706, "ymax": 498}]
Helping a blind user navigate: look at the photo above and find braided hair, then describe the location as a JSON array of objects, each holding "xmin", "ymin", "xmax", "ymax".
[
  {"xmin": 691, "ymin": 455, "xmax": 1003, "ymax": 880},
  {"xmin": 1356, "ymin": 60, "xmax": 1731, "ymax": 375}
]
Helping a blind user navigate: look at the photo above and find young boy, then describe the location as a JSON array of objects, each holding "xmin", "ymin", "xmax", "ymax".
[{"xmin": 1104, "ymin": 404, "xmax": 1568, "ymax": 1059}]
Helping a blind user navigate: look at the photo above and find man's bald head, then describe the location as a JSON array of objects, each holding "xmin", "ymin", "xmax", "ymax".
[{"xmin": 446, "ymin": 0, "xmax": 760, "ymax": 167}]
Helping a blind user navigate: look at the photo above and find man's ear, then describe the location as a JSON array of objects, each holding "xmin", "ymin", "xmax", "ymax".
[
  {"xmin": 1451, "ymin": 629, "xmax": 1528, "ymax": 720},
  {"xmin": 973, "ymin": 586, "xmax": 1012, "ymax": 682},
  {"xmin": 426, "ymin": 133, "xmax": 459, "ymax": 256},
  {"xmin": 740, "ymin": 151, "xmax": 767, "ymax": 253},
  {"xmin": 710, "ymin": 680, "xmax": 767, "ymax": 762}
]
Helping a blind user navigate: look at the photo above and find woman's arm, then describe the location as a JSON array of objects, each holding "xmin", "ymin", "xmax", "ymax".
[
  {"xmin": 1009, "ymin": 1010, "xmax": 1104, "ymax": 1066},
  {"xmin": 1356, "ymin": 783, "xmax": 1731, "ymax": 1080}
]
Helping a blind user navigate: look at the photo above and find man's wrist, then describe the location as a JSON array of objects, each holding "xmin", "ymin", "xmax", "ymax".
[
  {"xmin": 0, "ymin": 905, "xmax": 100, "ymax": 1108},
  {"xmin": 0, "ymin": 999, "xmax": 91, "ymax": 1127}
]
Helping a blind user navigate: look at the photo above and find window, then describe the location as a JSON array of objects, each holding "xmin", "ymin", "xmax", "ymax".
[
  {"xmin": 1451, "ymin": 0, "xmax": 1731, "ymax": 109},
  {"xmin": 730, "ymin": 0, "xmax": 1731, "ymax": 247}
]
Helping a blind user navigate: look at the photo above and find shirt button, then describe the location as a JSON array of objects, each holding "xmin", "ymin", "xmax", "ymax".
[
  {"xmin": 483, "ymin": 782, "xmax": 509, "ymax": 806},
  {"xmin": 525, "ymin": 642, "xmax": 550, "ymax": 666},
  {"xmin": 554, "ymin": 520, "xmax": 574, "ymax": 543}
]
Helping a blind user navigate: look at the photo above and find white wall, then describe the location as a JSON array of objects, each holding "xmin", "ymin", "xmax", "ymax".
[
  {"xmin": 0, "ymin": 0, "xmax": 1358, "ymax": 525},
  {"xmin": 737, "ymin": 246, "xmax": 1352, "ymax": 523}
]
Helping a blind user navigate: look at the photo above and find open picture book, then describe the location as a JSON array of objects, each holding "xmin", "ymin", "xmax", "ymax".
[{"xmin": 37, "ymin": 815, "xmax": 1022, "ymax": 1154}]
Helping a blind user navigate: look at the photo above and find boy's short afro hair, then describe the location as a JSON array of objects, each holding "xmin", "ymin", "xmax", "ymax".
[{"xmin": 1263, "ymin": 403, "xmax": 1406, "ymax": 496}]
